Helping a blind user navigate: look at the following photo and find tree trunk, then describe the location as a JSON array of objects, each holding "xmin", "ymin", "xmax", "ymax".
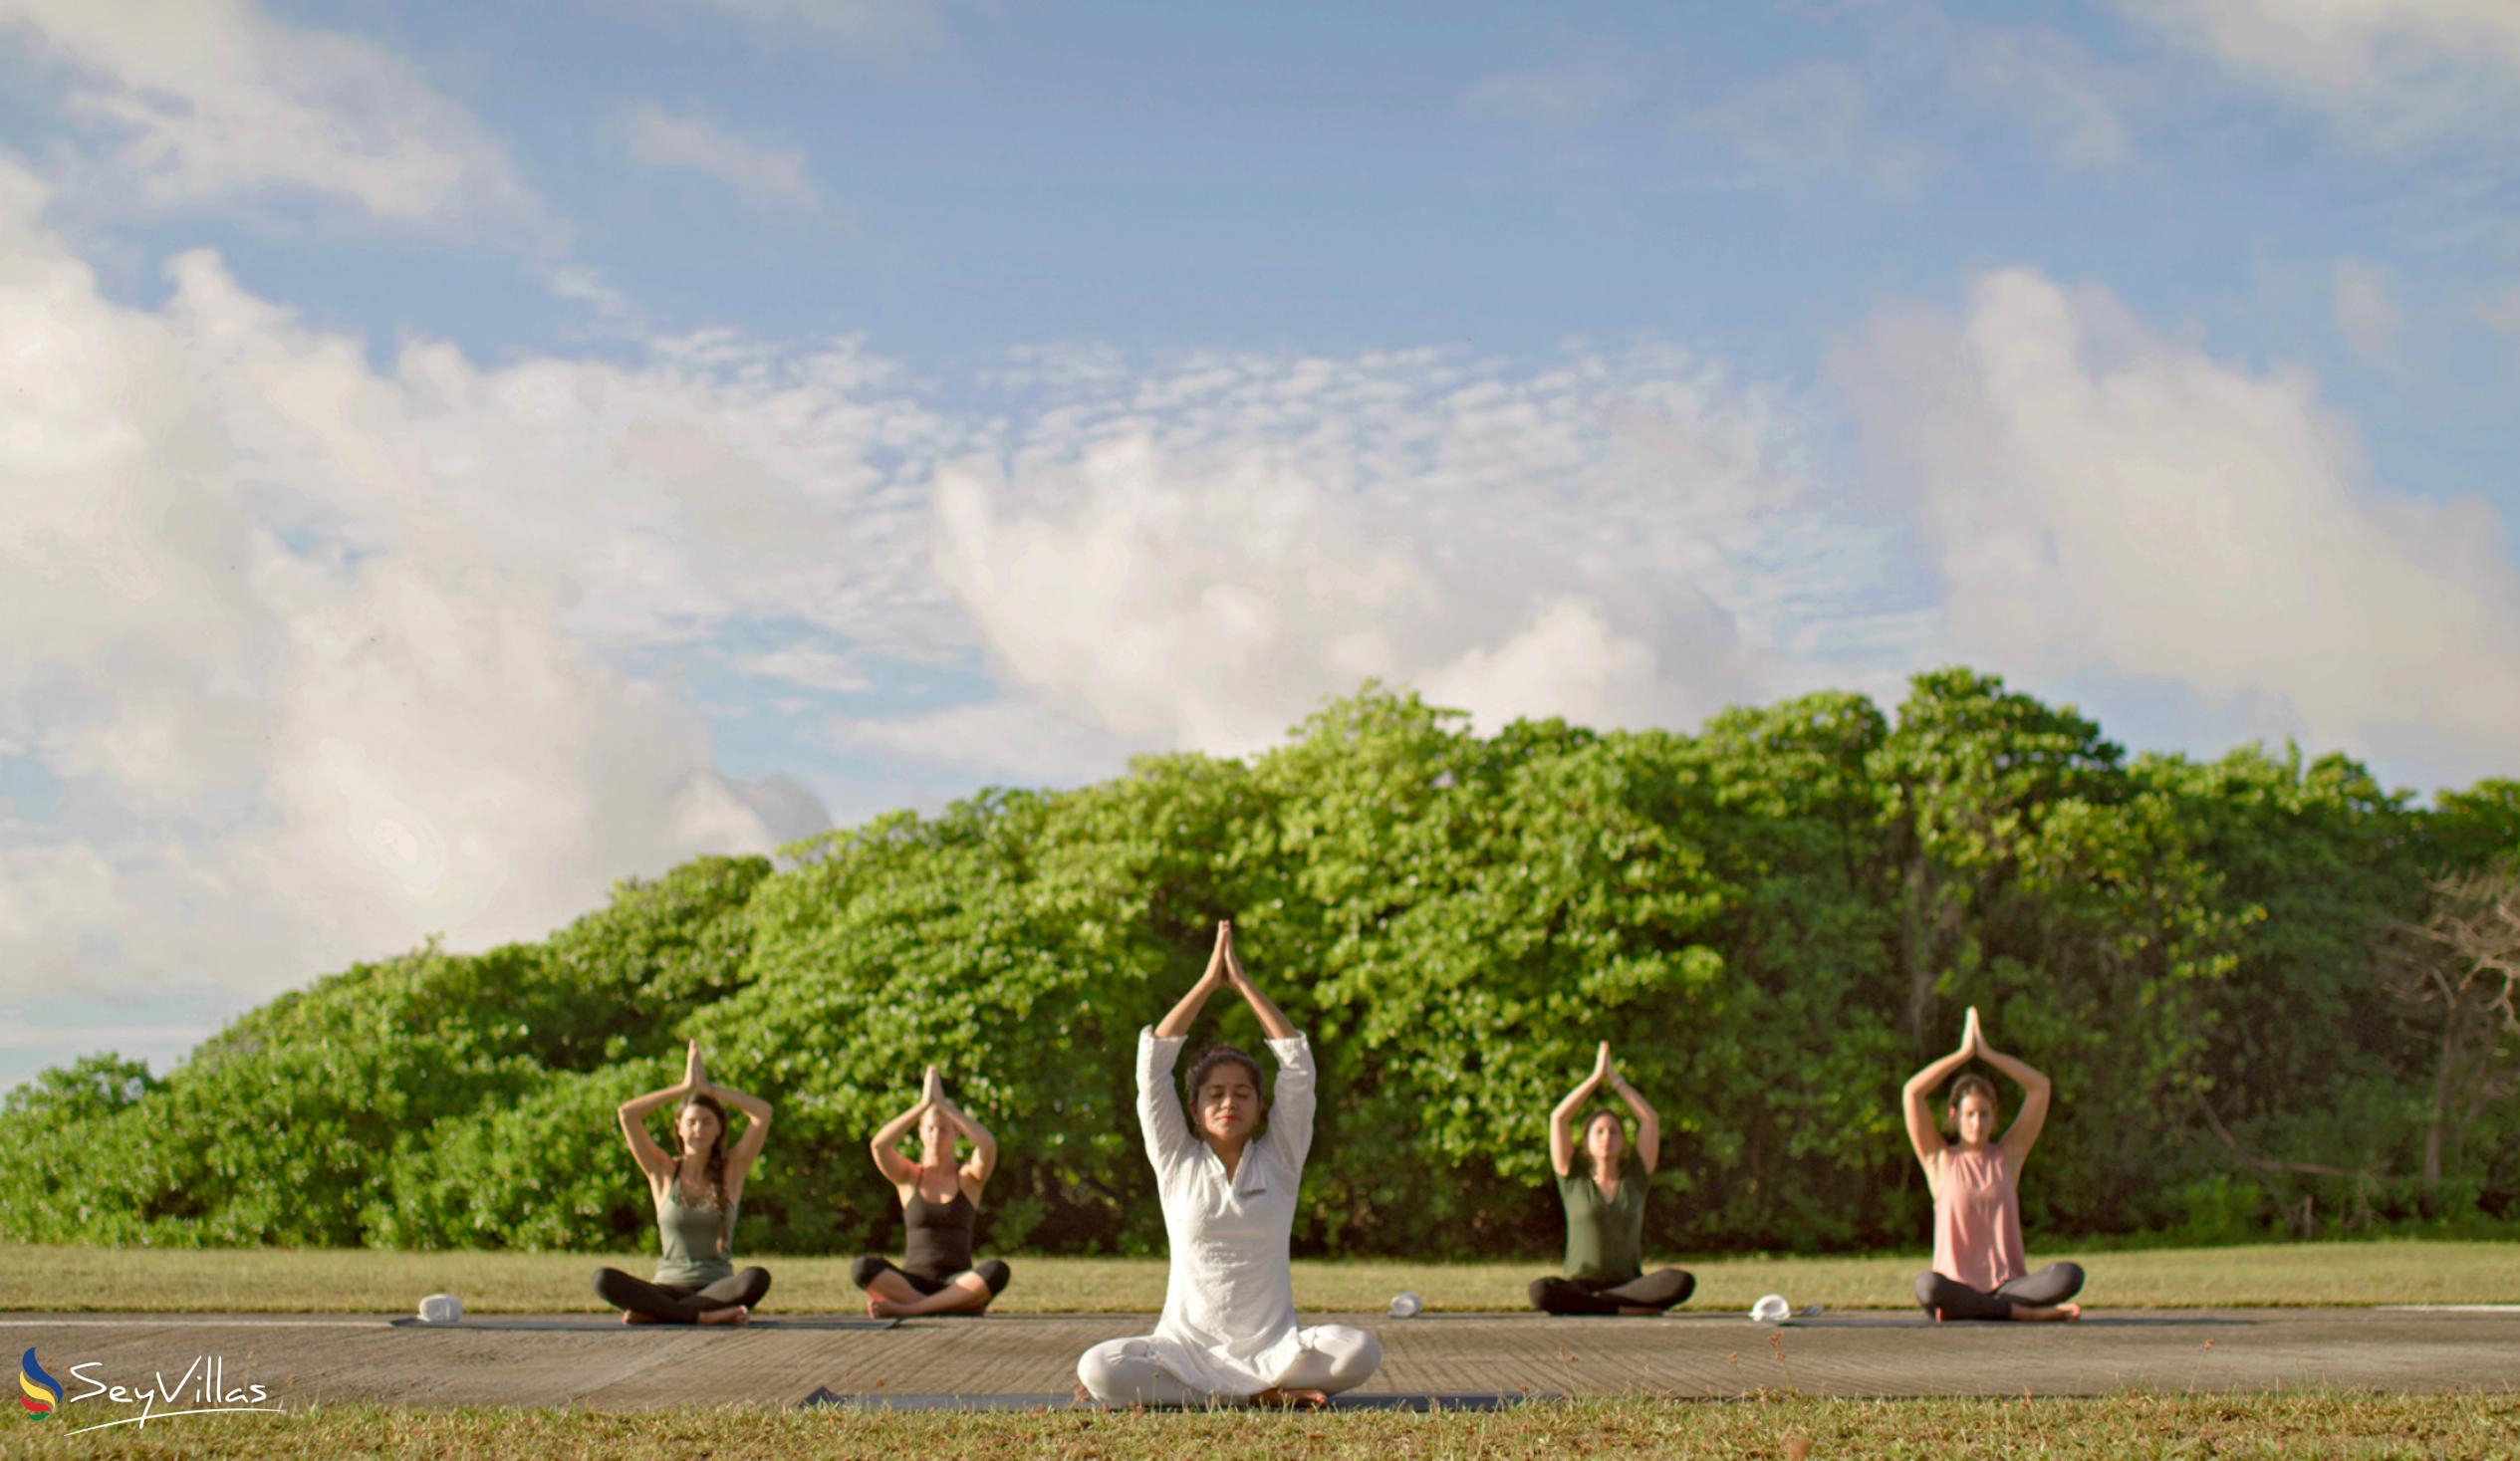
[
  {"xmin": 2423, "ymin": 1015, "xmax": 2458, "ymax": 1190},
  {"xmin": 1902, "ymin": 851, "xmax": 1935, "ymax": 1051}
]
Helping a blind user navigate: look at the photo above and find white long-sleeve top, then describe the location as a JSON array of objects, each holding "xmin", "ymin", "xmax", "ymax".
[{"xmin": 1134, "ymin": 1025, "xmax": 1317, "ymax": 1397}]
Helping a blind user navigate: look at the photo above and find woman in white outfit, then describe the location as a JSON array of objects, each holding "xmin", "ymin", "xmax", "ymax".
[{"xmin": 1077, "ymin": 920, "xmax": 1383, "ymax": 1407}]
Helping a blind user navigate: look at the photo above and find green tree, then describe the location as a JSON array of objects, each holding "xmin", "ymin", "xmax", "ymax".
[{"xmin": 5, "ymin": 676, "xmax": 2511, "ymax": 1255}]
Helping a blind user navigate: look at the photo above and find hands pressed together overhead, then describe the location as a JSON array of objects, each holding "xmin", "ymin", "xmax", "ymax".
[{"xmin": 1201, "ymin": 918, "xmax": 1255, "ymax": 993}]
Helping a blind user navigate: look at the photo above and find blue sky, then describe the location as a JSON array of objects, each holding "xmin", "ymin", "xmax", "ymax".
[{"xmin": 3, "ymin": 0, "xmax": 2517, "ymax": 1091}]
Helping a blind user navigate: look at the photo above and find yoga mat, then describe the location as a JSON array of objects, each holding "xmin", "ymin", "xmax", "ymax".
[
  {"xmin": 1903, "ymin": 1315, "xmax": 2252, "ymax": 1328},
  {"xmin": 1643, "ymin": 1312, "xmax": 2250, "ymax": 1330},
  {"xmin": 393, "ymin": 1315, "xmax": 898, "ymax": 1331},
  {"xmin": 801, "ymin": 1388, "xmax": 1547, "ymax": 1411}
]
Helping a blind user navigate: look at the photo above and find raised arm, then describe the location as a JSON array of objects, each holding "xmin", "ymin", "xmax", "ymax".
[
  {"xmin": 616, "ymin": 1041, "xmax": 698, "ymax": 1184},
  {"xmin": 1217, "ymin": 923, "xmax": 1315, "ymax": 1168},
  {"xmin": 1607, "ymin": 1056, "xmax": 1660, "ymax": 1175},
  {"xmin": 1136, "ymin": 1027, "xmax": 1197, "ymax": 1171},
  {"xmin": 1549, "ymin": 1042, "xmax": 1612, "ymax": 1178},
  {"xmin": 1152, "ymin": 923, "xmax": 1233, "ymax": 1038},
  {"xmin": 867, "ymin": 1069, "xmax": 935, "ymax": 1189},
  {"xmin": 1218, "ymin": 922, "xmax": 1297, "ymax": 1041},
  {"xmin": 1902, "ymin": 1013, "xmax": 1980, "ymax": 1179},
  {"xmin": 941, "ymin": 1092, "xmax": 998, "ymax": 1194},
  {"xmin": 1977, "ymin": 1022, "xmax": 2053, "ymax": 1168},
  {"xmin": 710, "ymin": 1074, "xmax": 774, "ymax": 1185}
]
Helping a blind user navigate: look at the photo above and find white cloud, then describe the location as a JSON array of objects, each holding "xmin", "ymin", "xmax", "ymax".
[
  {"xmin": 0, "ymin": 152, "xmax": 993, "ymax": 1006},
  {"xmin": 1414, "ymin": 598, "xmax": 1672, "ymax": 731},
  {"xmin": 733, "ymin": 643, "xmax": 873, "ymax": 693},
  {"xmin": 0, "ymin": 138, "xmax": 1919, "ymax": 1026},
  {"xmin": 157, "ymin": 286, "xmax": 967, "ymax": 653},
  {"xmin": 0, "ymin": 1022, "xmax": 209, "ymax": 1053},
  {"xmin": 624, "ymin": 104, "xmax": 823, "ymax": 210},
  {"xmin": 2128, "ymin": 0, "xmax": 2520, "ymax": 87},
  {"xmin": 1835, "ymin": 266, "xmax": 2520, "ymax": 788},
  {"xmin": 897, "ymin": 344, "xmax": 1908, "ymax": 769},
  {"xmin": 2119, "ymin": 0, "xmax": 2520, "ymax": 141},
  {"xmin": 538, "ymin": 263, "xmax": 640, "ymax": 327},
  {"xmin": 826, "ymin": 696, "xmax": 1146, "ymax": 785},
  {"xmin": 2334, "ymin": 257, "xmax": 2402, "ymax": 362},
  {"xmin": 0, "ymin": 0, "xmax": 551, "ymax": 242}
]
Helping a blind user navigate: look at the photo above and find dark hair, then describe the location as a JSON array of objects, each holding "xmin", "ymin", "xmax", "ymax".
[
  {"xmin": 1184, "ymin": 1045, "xmax": 1265, "ymax": 1138},
  {"xmin": 1942, "ymin": 1074, "xmax": 1998, "ymax": 1139},
  {"xmin": 675, "ymin": 1092, "xmax": 734, "ymax": 1257}
]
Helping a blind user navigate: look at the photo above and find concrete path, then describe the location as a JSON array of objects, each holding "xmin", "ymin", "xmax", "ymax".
[{"xmin": 10, "ymin": 1309, "xmax": 2517, "ymax": 1412}]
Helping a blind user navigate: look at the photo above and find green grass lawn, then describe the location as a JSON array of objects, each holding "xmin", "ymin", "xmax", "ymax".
[
  {"xmin": 10, "ymin": 1393, "xmax": 2518, "ymax": 1459},
  {"xmin": 6, "ymin": 1239, "xmax": 2516, "ymax": 1314}
]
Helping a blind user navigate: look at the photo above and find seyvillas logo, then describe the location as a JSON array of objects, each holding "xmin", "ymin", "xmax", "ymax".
[
  {"xmin": 19, "ymin": 1348, "xmax": 63, "ymax": 1418},
  {"xmin": 13, "ymin": 1347, "xmax": 284, "ymax": 1436}
]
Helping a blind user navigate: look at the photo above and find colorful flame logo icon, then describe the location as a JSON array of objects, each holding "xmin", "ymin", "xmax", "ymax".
[{"xmin": 19, "ymin": 1347, "xmax": 63, "ymax": 1418}]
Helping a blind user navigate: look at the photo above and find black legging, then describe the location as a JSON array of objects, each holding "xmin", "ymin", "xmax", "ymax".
[
  {"xmin": 1913, "ymin": 1262, "xmax": 2085, "ymax": 1321},
  {"xmin": 850, "ymin": 1255, "xmax": 1012, "ymax": 1299},
  {"xmin": 1529, "ymin": 1268, "xmax": 1695, "ymax": 1316},
  {"xmin": 593, "ymin": 1266, "xmax": 771, "ymax": 1323}
]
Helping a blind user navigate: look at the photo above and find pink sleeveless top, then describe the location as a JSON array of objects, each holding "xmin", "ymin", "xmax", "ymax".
[{"xmin": 1932, "ymin": 1145, "xmax": 2026, "ymax": 1292}]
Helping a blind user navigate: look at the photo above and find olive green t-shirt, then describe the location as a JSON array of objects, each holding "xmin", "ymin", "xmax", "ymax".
[
  {"xmin": 653, "ymin": 1176, "xmax": 736, "ymax": 1289},
  {"xmin": 1557, "ymin": 1148, "xmax": 1647, "ymax": 1283}
]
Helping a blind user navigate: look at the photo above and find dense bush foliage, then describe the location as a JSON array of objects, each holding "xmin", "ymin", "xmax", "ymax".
[{"xmin": 7, "ymin": 673, "xmax": 2516, "ymax": 1258}]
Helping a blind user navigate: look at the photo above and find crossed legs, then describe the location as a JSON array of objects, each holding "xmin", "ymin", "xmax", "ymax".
[
  {"xmin": 1077, "ymin": 1325, "xmax": 1382, "ymax": 1407},
  {"xmin": 1528, "ymin": 1267, "xmax": 1696, "ymax": 1316},
  {"xmin": 1913, "ymin": 1262, "xmax": 2085, "ymax": 1322},
  {"xmin": 850, "ymin": 1255, "xmax": 1012, "ymax": 1317},
  {"xmin": 593, "ymin": 1266, "xmax": 770, "ymax": 1325}
]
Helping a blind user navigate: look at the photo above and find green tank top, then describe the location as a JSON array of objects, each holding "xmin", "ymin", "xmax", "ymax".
[
  {"xmin": 653, "ymin": 1169, "xmax": 736, "ymax": 1288},
  {"xmin": 1557, "ymin": 1148, "xmax": 1647, "ymax": 1283}
]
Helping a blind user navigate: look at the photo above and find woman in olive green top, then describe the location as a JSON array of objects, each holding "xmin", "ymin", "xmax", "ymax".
[
  {"xmin": 1528, "ymin": 1041, "xmax": 1695, "ymax": 1316},
  {"xmin": 595, "ymin": 1041, "xmax": 775, "ymax": 1325}
]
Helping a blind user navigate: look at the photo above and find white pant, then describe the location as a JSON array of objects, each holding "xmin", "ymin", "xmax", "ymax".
[{"xmin": 1077, "ymin": 1326, "xmax": 1383, "ymax": 1406}]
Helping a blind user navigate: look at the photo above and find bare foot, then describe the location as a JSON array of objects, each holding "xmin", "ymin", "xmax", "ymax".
[
  {"xmin": 2012, "ymin": 1302, "xmax": 2082, "ymax": 1323},
  {"xmin": 696, "ymin": 1305, "xmax": 749, "ymax": 1327},
  {"xmin": 622, "ymin": 1310, "xmax": 661, "ymax": 1325},
  {"xmin": 868, "ymin": 1297, "xmax": 907, "ymax": 1319},
  {"xmin": 1249, "ymin": 1387, "xmax": 1329, "ymax": 1408}
]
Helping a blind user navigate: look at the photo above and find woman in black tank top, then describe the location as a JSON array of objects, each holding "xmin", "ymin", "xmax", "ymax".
[{"xmin": 852, "ymin": 1065, "xmax": 1012, "ymax": 1317}]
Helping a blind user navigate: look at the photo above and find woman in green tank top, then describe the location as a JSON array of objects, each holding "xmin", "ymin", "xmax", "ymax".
[
  {"xmin": 594, "ymin": 1041, "xmax": 776, "ymax": 1325},
  {"xmin": 1528, "ymin": 1041, "xmax": 1695, "ymax": 1316}
]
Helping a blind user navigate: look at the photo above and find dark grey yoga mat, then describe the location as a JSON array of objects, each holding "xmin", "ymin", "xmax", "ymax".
[
  {"xmin": 1638, "ymin": 1311, "xmax": 2251, "ymax": 1330},
  {"xmin": 393, "ymin": 1315, "xmax": 898, "ymax": 1331},
  {"xmin": 801, "ymin": 1388, "xmax": 1545, "ymax": 1411},
  {"xmin": 1896, "ymin": 1315, "xmax": 2253, "ymax": 1328}
]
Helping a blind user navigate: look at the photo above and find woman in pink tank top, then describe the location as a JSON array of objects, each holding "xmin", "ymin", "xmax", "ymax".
[{"xmin": 1899, "ymin": 1007, "xmax": 2084, "ymax": 1322}]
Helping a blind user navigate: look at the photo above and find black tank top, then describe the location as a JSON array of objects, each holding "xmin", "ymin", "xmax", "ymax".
[{"xmin": 901, "ymin": 1187, "xmax": 976, "ymax": 1281}]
